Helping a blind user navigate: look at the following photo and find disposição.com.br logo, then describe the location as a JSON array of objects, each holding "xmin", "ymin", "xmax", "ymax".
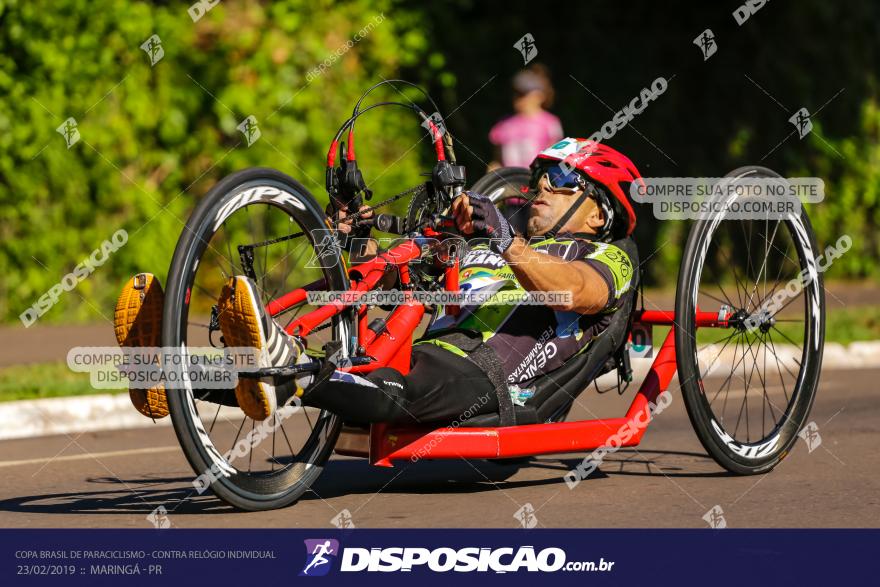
[{"xmin": 299, "ymin": 539, "xmax": 613, "ymax": 575}]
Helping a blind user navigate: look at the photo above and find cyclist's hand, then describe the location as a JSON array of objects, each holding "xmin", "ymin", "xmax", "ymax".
[
  {"xmin": 336, "ymin": 205, "xmax": 373, "ymax": 235},
  {"xmin": 451, "ymin": 193, "xmax": 475, "ymax": 235},
  {"xmin": 452, "ymin": 192, "xmax": 515, "ymax": 254}
]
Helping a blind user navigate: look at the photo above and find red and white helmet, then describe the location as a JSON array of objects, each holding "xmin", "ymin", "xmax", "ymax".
[{"xmin": 531, "ymin": 137, "xmax": 644, "ymax": 237}]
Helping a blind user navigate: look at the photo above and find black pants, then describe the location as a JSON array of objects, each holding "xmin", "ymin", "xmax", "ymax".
[{"xmin": 301, "ymin": 344, "xmax": 499, "ymax": 425}]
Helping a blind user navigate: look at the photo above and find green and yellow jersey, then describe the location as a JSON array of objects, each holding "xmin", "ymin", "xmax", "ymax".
[{"xmin": 420, "ymin": 234, "xmax": 634, "ymax": 386}]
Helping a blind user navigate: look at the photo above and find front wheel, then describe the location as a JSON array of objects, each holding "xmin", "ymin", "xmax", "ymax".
[
  {"xmin": 163, "ymin": 167, "xmax": 355, "ymax": 510},
  {"xmin": 675, "ymin": 166, "xmax": 825, "ymax": 475}
]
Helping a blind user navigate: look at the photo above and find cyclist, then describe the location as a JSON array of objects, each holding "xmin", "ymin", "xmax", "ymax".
[{"xmin": 116, "ymin": 138, "xmax": 641, "ymax": 425}]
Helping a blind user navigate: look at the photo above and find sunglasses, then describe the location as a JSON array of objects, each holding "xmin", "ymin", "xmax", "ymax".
[{"xmin": 531, "ymin": 165, "xmax": 586, "ymax": 195}]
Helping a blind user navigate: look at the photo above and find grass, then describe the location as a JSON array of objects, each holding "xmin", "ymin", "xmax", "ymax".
[
  {"xmin": 0, "ymin": 361, "xmax": 120, "ymax": 403},
  {"xmin": 0, "ymin": 305, "xmax": 878, "ymax": 403}
]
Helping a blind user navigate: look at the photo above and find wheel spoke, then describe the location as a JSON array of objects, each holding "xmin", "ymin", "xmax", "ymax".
[
  {"xmin": 751, "ymin": 231, "xmax": 794, "ymax": 311},
  {"xmin": 740, "ymin": 218, "xmax": 757, "ymax": 312},
  {"xmin": 744, "ymin": 332, "xmax": 776, "ymax": 436},
  {"xmin": 770, "ymin": 325, "xmax": 804, "ymax": 356},
  {"xmin": 764, "ymin": 330, "xmax": 800, "ymax": 382},
  {"xmin": 709, "ymin": 333, "xmax": 747, "ymax": 407},
  {"xmin": 700, "ymin": 330, "xmax": 740, "ymax": 391},
  {"xmin": 699, "ymin": 289, "xmax": 733, "ymax": 308},
  {"xmin": 208, "ymin": 402, "xmax": 222, "ymax": 435},
  {"xmin": 248, "ymin": 419, "xmax": 256, "ymax": 473},
  {"xmin": 303, "ymin": 406, "xmax": 314, "ymax": 431},
  {"xmin": 747, "ymin": 220, "xmax": 780, "ymax": 313},
  {"xmin": 278, "ymin": 417, "xmax": 297, "ymax": 459},
  {"xmin": 271, "ymin": 413, "xmax": 277, "ymax": 473},
  {"xmin": 229, "ymin": 417, "xmax": 246, "ymax": 460},
  {"xmin": 714, "ymin": 240, "xmax": 747, "ymax": 308},
  {"xmin": 733, "ymin": 333, "xmax": 760, "ymax": 441}
]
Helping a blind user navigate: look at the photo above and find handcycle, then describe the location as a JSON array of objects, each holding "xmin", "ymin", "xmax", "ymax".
[{"xmin": 159, "ymin": 82, "xmax": 825, "ymax": 510}]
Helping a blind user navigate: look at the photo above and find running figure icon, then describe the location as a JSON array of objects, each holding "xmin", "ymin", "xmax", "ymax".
[{"xmin": 301, "ymin": 539, "xmax": 338, "ymax": 576}]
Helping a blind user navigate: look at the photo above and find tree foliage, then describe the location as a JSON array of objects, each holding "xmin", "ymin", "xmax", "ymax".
[
  {"xmin": 1, "ymin": 0, "xmax": 878, "ymax": 324},
  {"xmin": 1, "ymin": 0, "xmax": 436, "ymax": 322}
]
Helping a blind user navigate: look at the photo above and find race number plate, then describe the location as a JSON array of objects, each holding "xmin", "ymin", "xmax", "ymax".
[{"xmin": 629, "ymin": 322, "xmax": 653, "ymax": 359}]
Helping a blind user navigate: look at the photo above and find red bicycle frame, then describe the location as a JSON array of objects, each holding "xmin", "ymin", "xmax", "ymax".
[{"xmin": 267, "ymin": 240, "xmax": 729, "ymax": 468}]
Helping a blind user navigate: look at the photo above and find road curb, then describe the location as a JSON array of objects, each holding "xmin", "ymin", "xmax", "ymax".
[
  {"xmin": 0, "ymin": 393, "xmax": 171, "ymax": 441},
  {"xmin": 2, "ymin": 341, "xmax": 879, "ymax": 441}
]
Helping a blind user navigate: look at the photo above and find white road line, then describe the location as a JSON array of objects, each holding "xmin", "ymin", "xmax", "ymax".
[{"xmin": 0, "ymin": 446, "xmax": 178, "ymax": 469}]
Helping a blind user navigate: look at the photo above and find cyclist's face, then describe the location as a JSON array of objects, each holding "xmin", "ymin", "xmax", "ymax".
[{"xmin": 527, "ymin": 175, "xmax": 604, "ymax": 236}]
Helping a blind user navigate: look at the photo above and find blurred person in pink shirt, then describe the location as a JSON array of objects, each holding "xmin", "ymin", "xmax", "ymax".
[{"xmin": 488, "ymin": 64, "xmax": 564, "ymax": 170}]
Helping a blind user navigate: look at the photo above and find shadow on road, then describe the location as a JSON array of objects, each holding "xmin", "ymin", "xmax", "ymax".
[
  {"xmin": 0, "ymin": 475, "xmax": 234, "ymax": 516},
  {"xmin": 0, "ymin": 448, "xmax": 726, "ymax": 516}
]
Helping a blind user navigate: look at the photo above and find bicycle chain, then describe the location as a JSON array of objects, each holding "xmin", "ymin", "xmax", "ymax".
[
  {"xmin": 332, "ymin": 183, "xmax": 427, "ymax": 228},
  {"xmin": 242, "ymin": 183, "xmax": 428, "ymax": 251}
]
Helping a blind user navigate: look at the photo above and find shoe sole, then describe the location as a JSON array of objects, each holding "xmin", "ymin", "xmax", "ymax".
[
  {"xmin": 114, "ymin": 273, "xmax": 169, "ymax": 419},
  {"xmin": 217, "ymin": 277, "xmax": 276, "ymax": 421}
]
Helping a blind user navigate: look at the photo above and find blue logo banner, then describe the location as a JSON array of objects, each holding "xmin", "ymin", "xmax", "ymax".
[{"xmin": 2, "ymin": 529, "xmax": 876, "ymax": 585}]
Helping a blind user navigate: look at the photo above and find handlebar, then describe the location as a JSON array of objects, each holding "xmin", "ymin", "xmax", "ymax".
[
  {"xmin": 373, "ymin": 213, "xmax": 405, "ymax": 234},
  {"xmin": 358, "ymin": 213, "xmax": 458, "ymax": 235}
]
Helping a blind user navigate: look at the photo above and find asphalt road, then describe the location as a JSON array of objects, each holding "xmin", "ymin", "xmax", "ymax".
[{"xmin": 0, "ymin": 366, "xmax": 876, "ymax": 529}]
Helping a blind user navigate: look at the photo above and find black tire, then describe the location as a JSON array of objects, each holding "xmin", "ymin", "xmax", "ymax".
[
  {"xmin": 163, "ymin": 167, "xmax": 354, "ymax": 510},
  {"xmin": 675, "ymin": 166, "xmax": 825, "ymax": 475}
]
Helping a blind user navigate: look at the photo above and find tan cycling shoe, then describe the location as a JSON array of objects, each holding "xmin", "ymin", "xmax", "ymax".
[
  {"xmin": 216, "ymin": 276, "xmax": 309, "ymax": 421},
  {"xmin": 114, "ymin": 272, "xmax": 168, "ymax": 419}
]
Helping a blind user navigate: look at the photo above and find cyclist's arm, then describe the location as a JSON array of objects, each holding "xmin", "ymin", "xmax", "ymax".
[{"xmin": 502, "ymin": 236, "xmax": 609, "ymax": 314}]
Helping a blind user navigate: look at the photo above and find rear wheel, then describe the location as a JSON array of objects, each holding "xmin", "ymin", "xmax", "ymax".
[
  {"xmin": 675, "ymin": 166, "xmax": 825, "ymax": 475},
  {"xmin": 163, "ymin": 167, "xmax": 355, "ymax": 510}
]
